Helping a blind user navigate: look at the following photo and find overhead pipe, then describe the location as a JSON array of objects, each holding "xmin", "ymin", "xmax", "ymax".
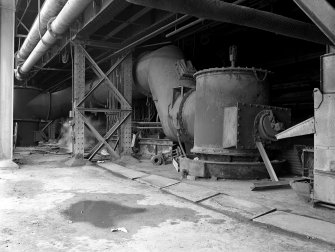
[
  {"xmin": 165, "ymin": 0, "xmax": 247, "ymax": 38},
  {"xmin": 15, "ymin": 0, "xmax": 94, "ymax": 80},
  {"xmin": 16, "ymin": 0, "xmax": 68, "ymax": 61},
  {"xmin": 126, "ymin": 0, "xmax": 331, "ymax": 45}
]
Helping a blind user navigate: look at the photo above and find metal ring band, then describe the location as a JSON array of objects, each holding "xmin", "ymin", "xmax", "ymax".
[{"xmin": 177, "ymin": 88, "xmax": 195, "ymax": 143}]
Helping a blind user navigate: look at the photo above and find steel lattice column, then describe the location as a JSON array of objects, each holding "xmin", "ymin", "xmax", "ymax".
[
  {"xmin": 0, "ymin": 1, "xmax": 18, "ymax": 168},
  {"xmin": 72, "ymin": 42, "xmax": 85, "ymax": 159},
  {"xmin": 120, "ymin": 54, "xmax": 133, "ymax": 155}
]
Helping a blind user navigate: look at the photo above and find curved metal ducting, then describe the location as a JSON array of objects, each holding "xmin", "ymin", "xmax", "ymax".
[
  {"xmin": 15, "ymin": 0, "xmax": 94, "ymax": 80},
  {"xmin": 27, "ymin": 87, "xmax": 72, "ymax": 120},
  {"xmin": 126, "ymin": 0, "xmax": 331, "ymax": 45},
  {"xmin": 16, "ymin": 0, "xmax": 68, "ymax": 61},
  {"xmin": 134, "ymin": 45, "xmax": 196, "ymax": 141},
  {"xmin": 26, "ymin": 81, "xmax": 113, "ymax": 120}
]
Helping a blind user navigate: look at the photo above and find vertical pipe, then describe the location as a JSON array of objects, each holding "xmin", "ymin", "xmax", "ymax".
[{"xmin": 0, "ymin": 1, "xmax": 18, "ymax": 168}]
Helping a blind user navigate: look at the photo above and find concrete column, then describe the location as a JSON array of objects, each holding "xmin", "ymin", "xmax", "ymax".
[{"xmin": 0, "ymin": 1, "xmax": 18, "ymax": 168}]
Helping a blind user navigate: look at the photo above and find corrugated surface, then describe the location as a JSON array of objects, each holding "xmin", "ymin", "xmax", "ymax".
[{"xmin": 279, "ymin": 145, "xmax": 304, "ymax": 175}]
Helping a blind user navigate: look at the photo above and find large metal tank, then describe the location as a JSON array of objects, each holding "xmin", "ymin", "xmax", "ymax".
[{"xmin": 192, "ymin": 67, "xmax": 269, "ymax": 155}]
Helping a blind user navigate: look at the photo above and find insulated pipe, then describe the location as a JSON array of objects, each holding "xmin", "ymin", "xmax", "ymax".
[
  {"xmin": 15, "ymin": 0, "xmax": 94, "ymax": 80},
  {"xmin": 126, "ymin": 0, "xmax": 331, "ymax": 45},
  {"xmin": 16, "ymin": 0, "xmax": 68, "ymax": 61}
]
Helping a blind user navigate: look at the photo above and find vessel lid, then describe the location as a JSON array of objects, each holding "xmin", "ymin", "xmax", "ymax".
[{"xmin": 194, "ymin": 66, "xmax": 269, "ymax": 79}]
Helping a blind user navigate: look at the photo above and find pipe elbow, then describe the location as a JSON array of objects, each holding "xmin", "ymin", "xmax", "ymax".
[{"xmin": 14, "ymin": 66, "xmax": 27, "ymax": 81}]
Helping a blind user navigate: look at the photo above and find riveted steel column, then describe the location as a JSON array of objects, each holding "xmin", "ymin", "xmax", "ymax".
[
  {"xmin": 72, "ymin": 42, "xmax": 85, "ymax": 159},
  {"xmin": 120, "ymin": 54, "xmax": 133, "ymax": 155},
  {"xmin": 0, "ymin": 1, "xmax": 18, "ymax": 168}
]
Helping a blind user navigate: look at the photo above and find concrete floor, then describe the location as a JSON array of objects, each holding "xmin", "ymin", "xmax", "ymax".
[
  {"xmin": 124, "ymin": 159, "xmax": 335, "ymax": 224},
  {"xmin": 0, "ymin": 151, "xmax": 334, "ymax": 251}
]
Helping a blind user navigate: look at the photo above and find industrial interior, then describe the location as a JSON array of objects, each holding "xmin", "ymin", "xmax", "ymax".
[{"xmin": 1, "ymin": 0, "xmax": 335, "ymax": 250}]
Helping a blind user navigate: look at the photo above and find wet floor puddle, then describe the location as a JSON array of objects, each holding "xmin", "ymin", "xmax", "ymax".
[
  {"xmin": 62, "ymin": 200, "xmax": 145, "ymax": 228},
  {"xmin": 61, "ymin": 194, "xmax": 203, "ymax": 232}
]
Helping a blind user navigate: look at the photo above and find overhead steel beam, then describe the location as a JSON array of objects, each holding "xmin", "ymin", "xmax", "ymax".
[
  {"xmin": 294, "ymin": 0, "xmax": 335, "ymax": 45},
  {"xmin": 83, "ymin": 40, "xmax": 121, "ymax": 49},
  {"xmin": 16, "ymin": 17, "xmax": 30, "ymax": 33},
  {"xmin": 126, "ymin": 0, "xmax": 331, "ymax": 44},
  {"xmin": 76, "ymin": 0, "xmax": 130, "ymax": 38},
  {"xmin": 113, "ymin": 14, "xmax": 190, "ymax": 56},
  {"xmin": 165, "ymin": 0, "xmax": 247, "ymax": 38},
  {"xmin": 37, "ymin": 12, "xmax": 179, "ymax": 88},
  {"xmin": 104, "ymin": 7, "xmax": 152, "ymax": 39},
  {"xmin": 16, "ymin": 0, "xmax": 31, "ymax": 29}
]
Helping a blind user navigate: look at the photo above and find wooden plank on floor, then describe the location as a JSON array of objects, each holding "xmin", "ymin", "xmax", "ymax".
[
  {"xmin": 136, "ymin": 174, "xmax": 180, "ymax": 189},
  {"xmin": 201, "ymin": 194, "xmax": 276, "ymax": 219},
  {"xmin": 256, "ymin": 141, "xmax": 279, "ymax": 181},
  {"xmin": 254, "ymin": 211, "xmax": 335, "ymax": 245},
  {"xmin": 98, "ymin": 162, "xmax": 148, "ymax": 180},
  {"xmin": 162, "ymin": 183, "xmax": 219, "ymax": 203}
]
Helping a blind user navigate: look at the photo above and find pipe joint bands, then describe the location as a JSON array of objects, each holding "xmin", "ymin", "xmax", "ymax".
[
  {"xmin": 177, "ymin": 88, "xmax": 195, "ymax": 142},
  {"xmin": 47, "ymin": 17, "xmax": 63, "ymax": 40},
  {"xmin": 15, "ymin": 66, "xmax": 29, "ymax": 81}
]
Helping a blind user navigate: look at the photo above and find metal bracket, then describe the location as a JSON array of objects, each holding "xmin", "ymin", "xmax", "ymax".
[
  {"xmin": 314, "ymin": 88, "xmax": 323, "ymax": 109},
  {"xmin": 256, "ymin": 141, "xmax": 279, "ymax": 182}
]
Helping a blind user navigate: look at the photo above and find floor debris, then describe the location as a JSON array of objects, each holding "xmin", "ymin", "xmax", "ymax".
[{"xmin": 111, "ymin": 227, "xmax": 128, "ymax": 233}]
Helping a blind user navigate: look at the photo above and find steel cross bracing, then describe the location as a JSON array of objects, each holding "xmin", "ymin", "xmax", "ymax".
[{"xmin": 72, "ymin": 41, "xmax": 132, "ymax": 161}]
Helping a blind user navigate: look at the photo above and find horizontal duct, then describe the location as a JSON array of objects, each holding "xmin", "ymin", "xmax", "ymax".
[{"xmin": 126, "ymin": 0, "xmax": 331, "ymax": 45}]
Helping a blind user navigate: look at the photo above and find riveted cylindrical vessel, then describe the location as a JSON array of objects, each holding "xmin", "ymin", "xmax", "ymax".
[{"xmin": 192, "ymin": 67, "xmax": 269, "ymax": 155}]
